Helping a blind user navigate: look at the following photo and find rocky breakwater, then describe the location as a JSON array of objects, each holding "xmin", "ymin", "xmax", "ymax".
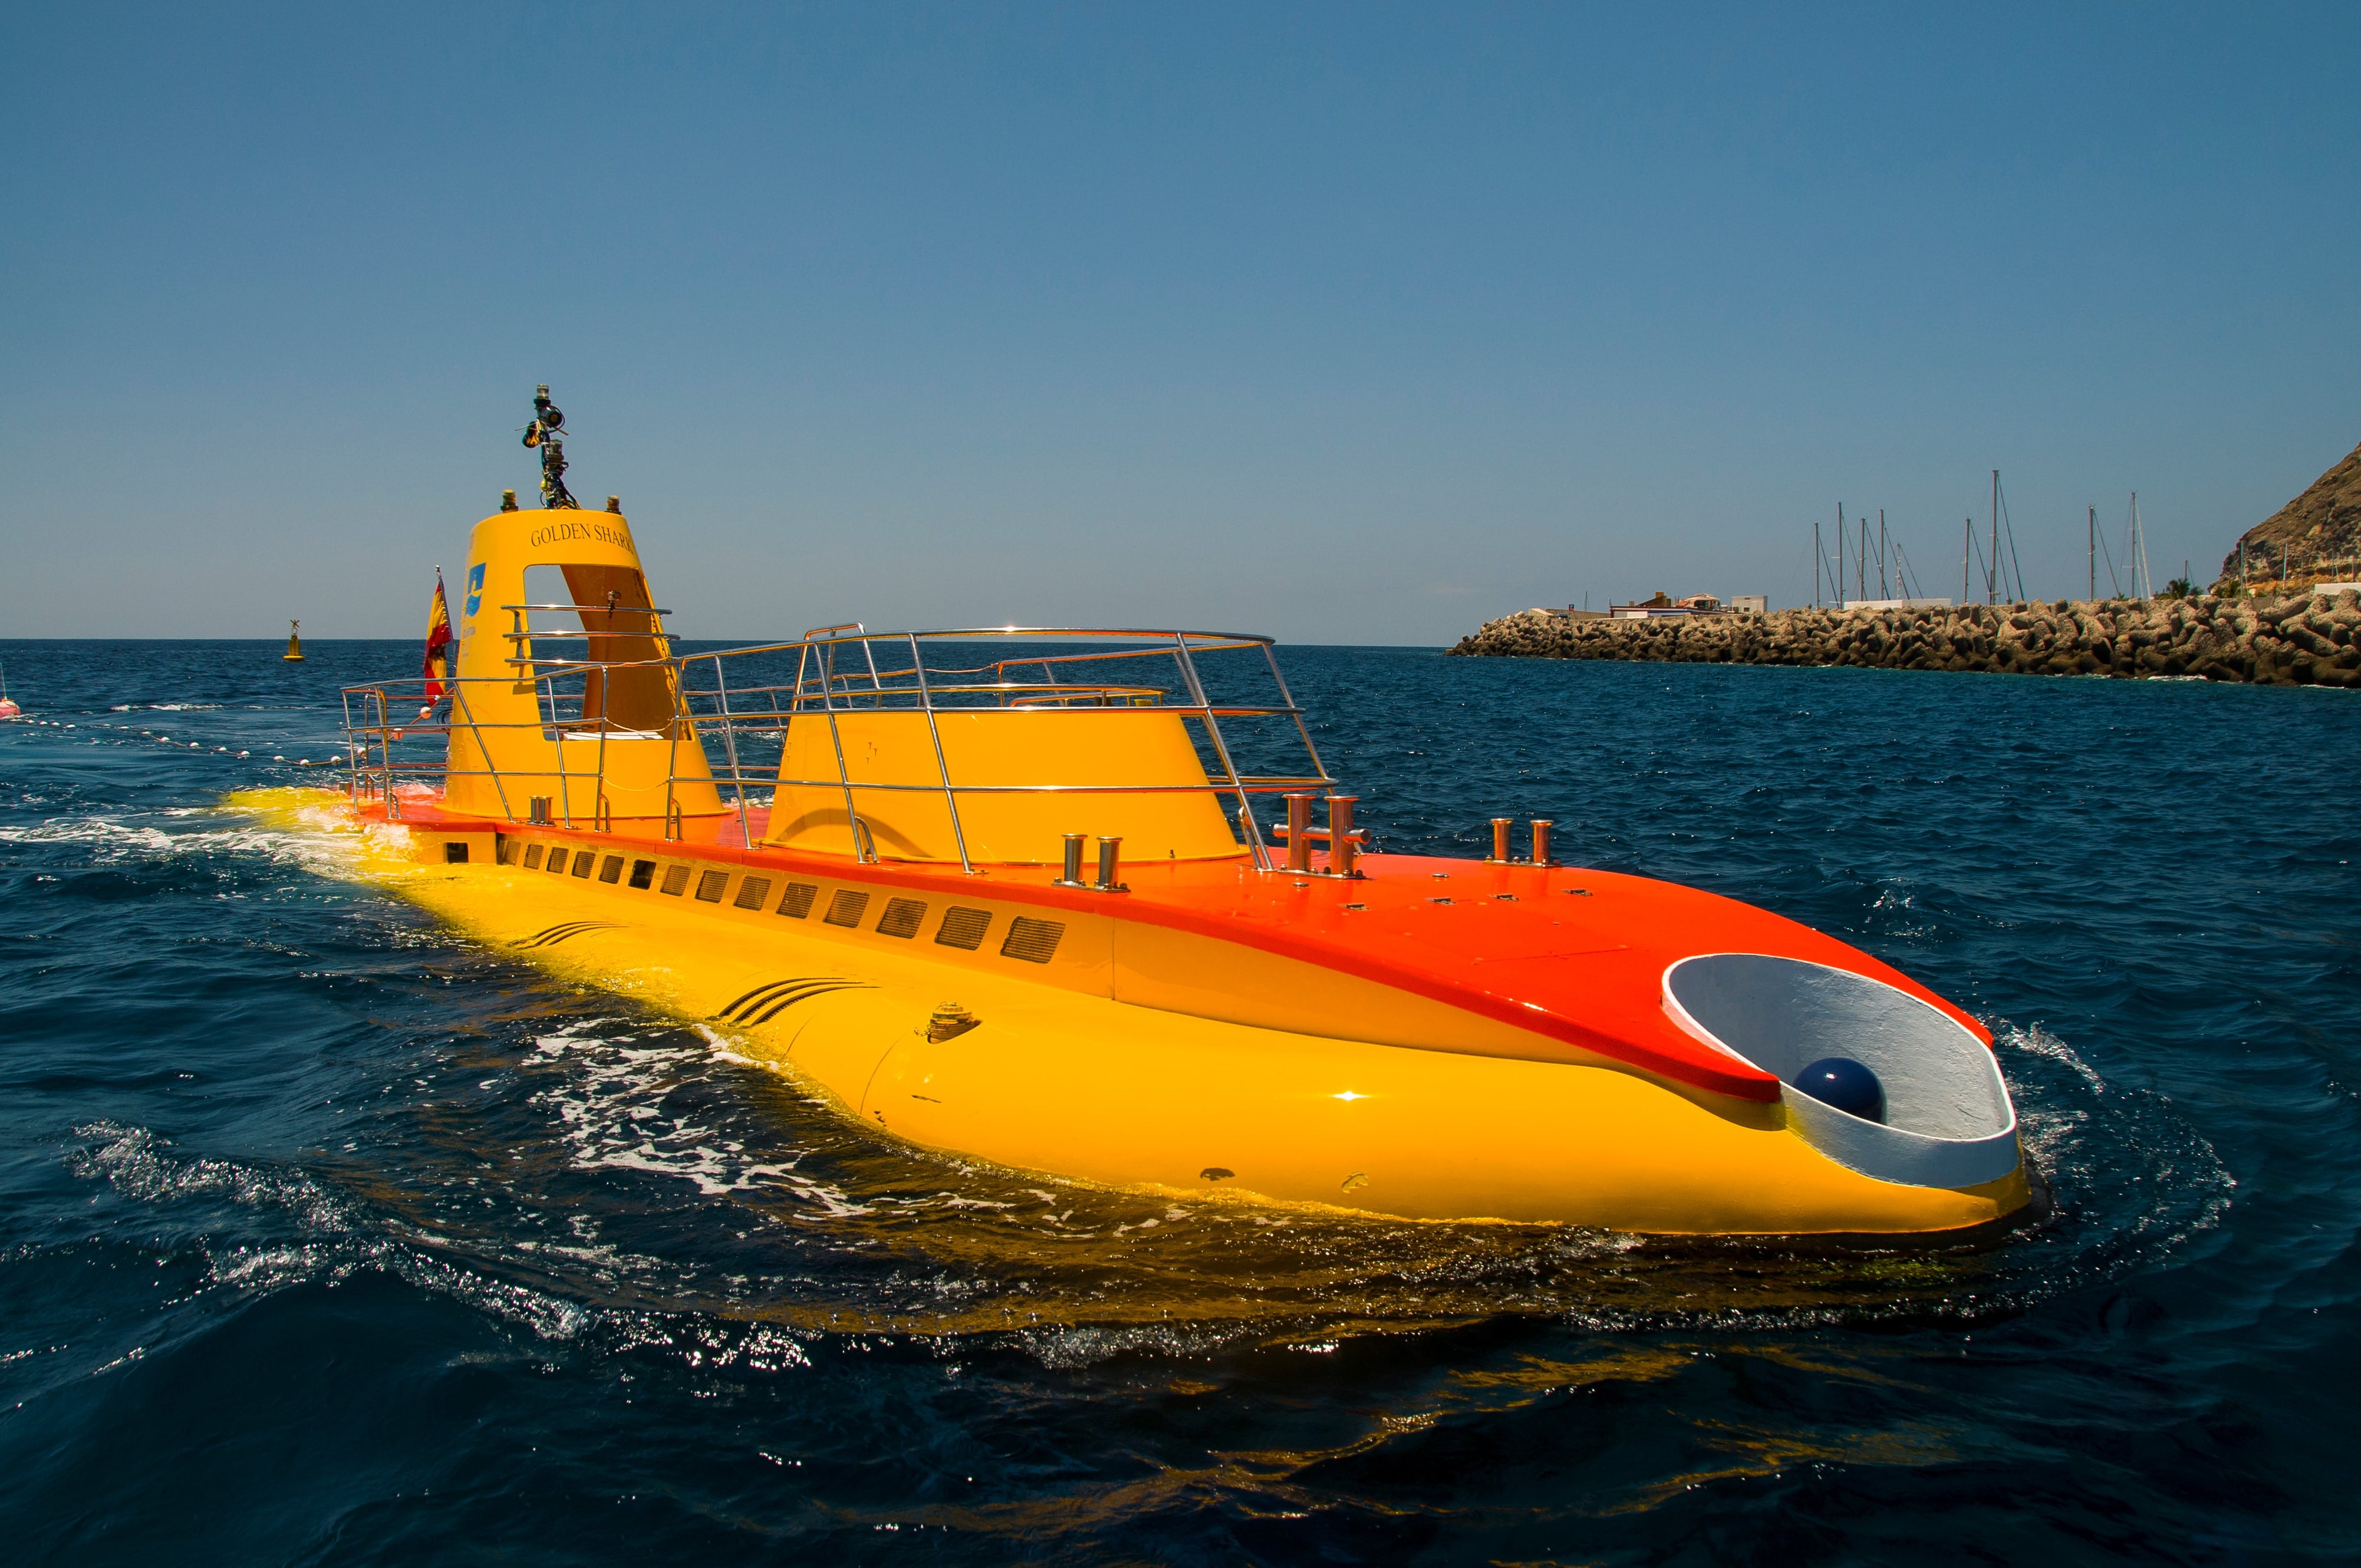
[{"xmin": 1448, "ymin": 589, "xmax": 2361, "ymax": 687}]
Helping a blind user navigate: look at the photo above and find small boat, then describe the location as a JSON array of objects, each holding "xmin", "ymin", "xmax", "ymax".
[
  {"xmin": 0, "ymin": 663, "xmax": 19, "ymax": 720},
  {"xmin": 283, "ymin": 620, "xmax": 305, "ymax": 661},
  {"xmin": 298, "ymin": 410, "xmax": 2030, "ymax": 1237}
]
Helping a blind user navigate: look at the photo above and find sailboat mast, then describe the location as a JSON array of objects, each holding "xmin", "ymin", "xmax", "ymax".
[
  {"xmin": 2131, "ymin": 492, "xmax": 2152, "ymax": 598},
  {"xmin": 1988, "ymin": 470, "xmax": 2000, "ymax": 605},
  {"xmin": 2088, "ymin": 505, "xmax": 2096, "ymax": 601}
]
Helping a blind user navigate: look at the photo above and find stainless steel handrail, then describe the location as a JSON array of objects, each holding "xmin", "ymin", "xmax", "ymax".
[{"xmin": 342, "ymin": 624, "xmax": 1335, "ymax": 869}]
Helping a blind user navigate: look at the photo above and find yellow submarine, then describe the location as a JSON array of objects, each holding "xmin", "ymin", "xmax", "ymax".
[{"xmin": 287, "ymin": 413, "xmax": 2031, "ymax": 1238}]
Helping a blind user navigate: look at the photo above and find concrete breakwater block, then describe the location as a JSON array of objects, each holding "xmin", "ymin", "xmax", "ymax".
[{"xmin": 1447, "ymin": 590, "xmax": 2361, "ymax": 687}]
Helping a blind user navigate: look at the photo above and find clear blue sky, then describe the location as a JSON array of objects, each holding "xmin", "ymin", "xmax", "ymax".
[{"xmin": 5, "ymin": 4, "xmax": 2356, "ymax": 641}]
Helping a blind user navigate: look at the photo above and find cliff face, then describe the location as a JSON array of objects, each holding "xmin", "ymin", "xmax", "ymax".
[
  {"xmin": 2220, "ymin": 437, "xmax": 2361, "ymax": 585},
  {"xmin": 1447, "ymin": 591, "xmax": 2361, "ymax": 686}
]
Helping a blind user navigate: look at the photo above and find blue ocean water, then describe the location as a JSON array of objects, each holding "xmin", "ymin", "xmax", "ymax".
[{"xmin": 2, "ymin": 638, "xmax": 2356, "ymax": 1564}]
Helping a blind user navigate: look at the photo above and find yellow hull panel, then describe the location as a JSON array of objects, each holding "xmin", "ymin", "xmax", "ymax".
[{"xmin": 232, "ymin": 789, "xmax": 2028, "ymax": 1236}]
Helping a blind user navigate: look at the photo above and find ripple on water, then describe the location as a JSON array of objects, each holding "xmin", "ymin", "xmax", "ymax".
[{"xmin": 4, "ymin": 641, "xmax": 2356, "ymax": 1563}]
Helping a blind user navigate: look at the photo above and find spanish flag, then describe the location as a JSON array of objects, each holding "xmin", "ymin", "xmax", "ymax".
[{"xmin": 422, "ymin": 571, "xmax": 453, "ymax": 703}]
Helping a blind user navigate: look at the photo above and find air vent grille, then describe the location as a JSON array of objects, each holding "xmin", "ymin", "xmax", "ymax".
[
  {"xmin": 1000, "ymin": 917, "xmax": 1065, "ymax": 964},
  {"xmin": 935, "ymin": 907, "xmax": 993, "ymax": 950}
]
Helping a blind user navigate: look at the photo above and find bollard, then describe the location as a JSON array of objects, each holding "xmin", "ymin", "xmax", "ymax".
[
  {"xmin": 1328, "ymin": 795, "xmax": 1359, "ymax": 877},
  {"xmin": 1060, "ymin": 832, "xmax": 1086, "ymax": 886},
  {"xmin": 1490, "ymin": 817, "xmax": 1512, "ymax": 862},
  {"xmin": 1095, "ymin": 835, "xmax": 1125, "ymax": 891},
  {"xmin": 1286, "ymin": 792, "xmax": 1316, "ymax": 872},
  {"xmin": 1530, "ymin": 819, "xmax": 1553, "ymax": 867}
]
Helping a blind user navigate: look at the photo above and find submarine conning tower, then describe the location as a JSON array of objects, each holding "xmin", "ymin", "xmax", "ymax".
[{"xmin": 442, "ymin": 503, "xmax": 724, "ymax": 825}]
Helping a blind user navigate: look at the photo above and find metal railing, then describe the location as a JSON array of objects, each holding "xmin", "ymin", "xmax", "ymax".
[{"xmin": 341, "ymin": 623, "xmax": 1335, "ymax": 874}]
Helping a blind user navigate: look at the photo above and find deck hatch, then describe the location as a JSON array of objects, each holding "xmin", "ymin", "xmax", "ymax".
[
  {"xmin": 695, "ymin": 869, "xmax": 729, "ymax": 902},
  {"xmin": 1000, "ymin": 917, "xmax": 1065, "ymax": 964},
  {"xmin": 523, "ymin": 844, "xmax": 545, "ymax": 870},
  {"xmin": 627, "ymin": 859, "xmax": 655, "ymax": 890},
  {"xmin": 824, "ymin": 890, "xmax": 871, "ymax": 927},
  {"xmin": 599, "ymin": 855, "xmax": 624, "ymax": 884},
  {"xmin": 733, "ymin": 875, "xmax": 772, "ymax": 910},
  {"xmin": 778, "ymin": 882, "xmax": 818, "ymax": 919},
  {"xmin": 571, "ymin": 851, "xmax": 594, "ymax": 878},
  {"xmin": 877, "ymin": 898, "xmax": 927, "ymax": 938},
  {"xmin": 660, "ymin": 865, "xmax": 690, "ymax": 895},
  {"xmin": 935, "ymin": 907, "xmax": 993, "ymax": 950}
]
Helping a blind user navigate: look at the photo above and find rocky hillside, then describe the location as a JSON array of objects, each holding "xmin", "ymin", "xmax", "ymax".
[
  {"xmin": 1448, "ymin": 591, "xmax": 2361, "ymax": 686},
  {"xmin": 2220, "ymin": 436, "xmax": 2361, "ymax": 587}
]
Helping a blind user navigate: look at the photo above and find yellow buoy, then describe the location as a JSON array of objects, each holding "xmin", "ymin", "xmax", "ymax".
[{"xmin": 283, "ymin": 620, "xmax": 305, "ymax": 661}]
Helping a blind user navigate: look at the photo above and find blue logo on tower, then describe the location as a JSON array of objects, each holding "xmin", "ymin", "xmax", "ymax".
[{"xmin": 465, "ymin": 563, "xmax": 485, "ymax": 620}]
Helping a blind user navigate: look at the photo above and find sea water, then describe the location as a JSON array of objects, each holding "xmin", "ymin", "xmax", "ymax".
[{"xmin": 1, "ymin": 639, "xmax": 2355, "ymax": 1564}]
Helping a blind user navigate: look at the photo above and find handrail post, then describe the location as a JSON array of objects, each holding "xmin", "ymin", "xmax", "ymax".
[
  {"xmin": 907, "ymin": 632, "xmax": 974, "ymax": 873},
  {"xmin": 549, "ymin": 670, "xmax": 573, "ymax": 827},
  {"xmin": 1258, "ymin": 640, "xmax": 1333, "ymax": 792},
  {"xmin": 450, "ymin": 680, "xmax": 515, "ymax": 824},
  {"xmin": 1171, "ymin": 632, "xmax": 1269, "ymax": 871},
  {"xmin": 860, "ymin": 634, "xmax": 885, "ymax": 705},
  {"xmin": 340, "ymin": 688, "xmax": 357, "ymax": 802},
  {"xmin": 375, "ymin": 687, "xmax": 396, "ymax": 815},
  {"xmin": 591, "ymin": 671, "xmax": 611, "ymax": 833},
  {"xmin": 713, "ymin": 651, "xmax": 752, "ymax": 848},
  {"xmin": 815, "ymin": 641, "xmax": 867, "ymax": 862},
  {"xmin": 662, "ymin": 641, "xmax": 685, "ymax": 839}
]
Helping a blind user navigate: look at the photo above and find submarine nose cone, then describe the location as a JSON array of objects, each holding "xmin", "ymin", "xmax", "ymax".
[{"xmin": 1793, "ymin": 1056, "xmax": 1886, "ymax": 1122}]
